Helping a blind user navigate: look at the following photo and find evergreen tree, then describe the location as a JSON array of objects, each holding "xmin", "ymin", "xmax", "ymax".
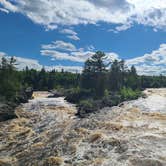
[
  {"xmin": 0, "ymin": 57, "xmax": 21, "ymax": 101},
  {"xmin": 81, "ymin": 51, "xmax": 107, "ymax": 97}
]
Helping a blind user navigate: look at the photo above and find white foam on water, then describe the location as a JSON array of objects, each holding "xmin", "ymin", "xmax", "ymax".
[{"xmin": 132, "ymin": 95, "xmax": 166, "ymax": 113}]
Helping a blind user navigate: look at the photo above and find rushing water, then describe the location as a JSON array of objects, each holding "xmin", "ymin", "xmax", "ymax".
[{"xmin": 0, "ymin": 89, "xmax": 166, "ymax": 166}]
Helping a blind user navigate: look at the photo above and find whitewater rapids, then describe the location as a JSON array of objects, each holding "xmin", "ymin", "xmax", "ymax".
[{"xmin": 0, "ymin": 89, "xmax": 166, "ymax": 166}]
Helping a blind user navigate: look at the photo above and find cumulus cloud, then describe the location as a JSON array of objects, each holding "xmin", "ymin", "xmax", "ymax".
[
  {"xmin": 1, "ymin": 0, "xmax": 166, "ymax": 31},
  {"xmin": 126, "ymin": 44, "xmax": 166, "ymax": 75}
]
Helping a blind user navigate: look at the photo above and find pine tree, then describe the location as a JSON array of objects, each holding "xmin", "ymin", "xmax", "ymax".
[{"xmin": 81, "ymin": 51, "xmax": 107, "ymax": 97}]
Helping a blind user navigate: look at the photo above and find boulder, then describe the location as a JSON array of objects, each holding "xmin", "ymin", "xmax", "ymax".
[{"xmin": 48, "ymin": 90, "xmax": 64, "ymax": 98}]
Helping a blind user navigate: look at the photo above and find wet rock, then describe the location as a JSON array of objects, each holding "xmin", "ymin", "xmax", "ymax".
[
  {"xmin": 0, "ymin": 102, "xmax": 17, "ymax": 121},
  {"xmin": 0, "ymin": 157, "xmax": 17, "ymax": 166},
  {"xmin": 114, "ymin": 141, "xmax": 128, "ymax": 154},
  {"xmin": 48, "ymin": 90, "xmax": 64, "ymax": 98},
  {"xmin": 25, "ymin": 87, "xmax": 33, "ymax": 99},
  {"xmin": 130, "ymin": 158, "xmax": 164, "ymax": 166},
  {"xmin": 44, "ymin": 156, "xmax": 63, "ymax": 166},
  {"xmin": 101, "ymin": 139, "xmax": 114, "ymax": 150}
]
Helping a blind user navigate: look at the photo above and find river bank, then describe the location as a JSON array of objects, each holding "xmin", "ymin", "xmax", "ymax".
[{"xmin": 0, "ymin": 89, "xmax": 166, "ymax": 166}]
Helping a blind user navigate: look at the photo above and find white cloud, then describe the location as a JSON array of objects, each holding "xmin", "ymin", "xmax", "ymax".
[
  {"xmin": 133, "ymin": 65, "xmax": 166, "ymax": 76},
  {"xmin": 60, "ymin": 29, "xmax": 76, "ymax": 35},
  {"xmin": 1, "ymin": 43, "xmax": 166, "ymax": 75},
  {"xmin": 45, "ymin": 65, "xmax": 82, "ymax": 73},
  {"xmin": 127, "ymin": 0, "xmax": 166, "ymax": 30},
  {"xmin": 41, "ymin": 50, "xmax": 87, "ymax": 62},
  {"xmin": 0, "ymin": 51, "xmax": 83, "ymax": 73},
  {"xmin": 41, "ymin": 40, "xmax": 119, "ymax": 63},
  {"xmin": 45, "ymin": 24, "xmax": 58, "ymax": 31},
  {"xmin": 41, "ymin": 40, "xmax": 77, "ymax": 52},
  {"xmin": 0, "ymin": 51, "xmax": 7, "ymax": 57},
  {"xmin": 109, "ymin": 23, "xmax": 132, "ymax": 33},
  {"xmin": 0, "ymin": 51, "xmax": 42, "ymax": 70},
  {"xmin": 126, "ymin": 44, "xmax": 166, "ymax": 75},
  {"xmin": 1, "ymin": 0, "xmax": 166, "ymax": 31},
  {"xmin": 0, "ymin": 7, "xmax": 9, "ymax": 13},
  {"xmin": 41, "ymin": 49, "xmax": 119, "ymax": 63},
  {"xmin": 87, "ymin": 45, "xmax": 95, "ymax": 51},
  {"xmin": 105, "ymin": 52, "xmax": 119, "ymax": 62},
  {"xmin": 0, "ymin": 0, "xmax": 17, "ymax": 12},
  {"xmin": 60, "ymin": 29, "xmax": 80, "ymax": 41},
  {"xmin": 67, "ymin": 35, "xmax": 80, "ymax": 41}
]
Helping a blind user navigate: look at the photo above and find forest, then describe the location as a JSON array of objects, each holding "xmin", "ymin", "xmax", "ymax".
[{"xmin": 1, "ymin": 51, "xmax": 166, "ymax": 119}]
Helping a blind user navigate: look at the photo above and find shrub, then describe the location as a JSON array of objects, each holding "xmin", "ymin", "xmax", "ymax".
[
  {"xmin": 119, "ymin": 87, "xmax": 142, "ymax": 100},
  {"xmin": 65, "ymin": 88, "xmax": 92, "ymax": 103},
  {"xmin": 102, "ymin": 93, "xmax": 121, "ymax": 107},
  {"xmin": 73, "ymin": 88, "xmax": 142, "ymax": 118},
  {"xmin": 76, "ymin": 99, "xmax": 100, "ymax": 118}
]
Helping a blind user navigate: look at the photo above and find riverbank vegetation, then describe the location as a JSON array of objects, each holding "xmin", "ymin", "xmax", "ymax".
[{"xmin": 1, "ymin": 51, "xmax": 166, "ymax": 119}]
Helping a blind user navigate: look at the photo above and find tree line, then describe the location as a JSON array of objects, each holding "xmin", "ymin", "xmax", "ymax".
[{"xmin": 0, "ymin": 52, "xmax": 166, "ymax": 117}]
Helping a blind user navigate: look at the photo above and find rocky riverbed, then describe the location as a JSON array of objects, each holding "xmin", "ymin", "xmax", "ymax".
[{"xmin": 0, "ymin": 89, "xmax": 166, "ymax": 166}]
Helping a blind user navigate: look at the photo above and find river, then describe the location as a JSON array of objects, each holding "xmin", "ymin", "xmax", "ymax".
[{"xmin": 0, "ymin": 89, "xmax": 166, "ymax": 166}]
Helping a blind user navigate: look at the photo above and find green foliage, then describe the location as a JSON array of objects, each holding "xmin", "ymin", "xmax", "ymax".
[
  {"xmin": 65, "ymin": 87, "xmax": 92, "ymax": 103},
  {"xmin": 0, "ymin": 57, "xmax": 21, "ymax": 101},
  {"xmin": 119, "ymin": 87, "xmax": 142, "ymax": 100},
  {"xmin": 21, "ymin": 68, "xmax": 80, "ymax": 91},
  {"xmin": 77, "ymin": 99, "xmax": 102, "ymax": 118},
  {"xmin": 81, "ymin": 51, "xmax": 107, "ymax": 98},
  {"xmin": 104, "ymin": 89, "xmax": 109, "ymax": 97},
  {"xmin": 102, "ymin": 93, "xmax": 121, "ymax": 107}
]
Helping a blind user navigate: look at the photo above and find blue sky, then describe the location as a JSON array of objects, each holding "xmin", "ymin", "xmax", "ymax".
[{"xmin": 0, "ymin": 0, "xmax": 166, "ymax": 75}]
